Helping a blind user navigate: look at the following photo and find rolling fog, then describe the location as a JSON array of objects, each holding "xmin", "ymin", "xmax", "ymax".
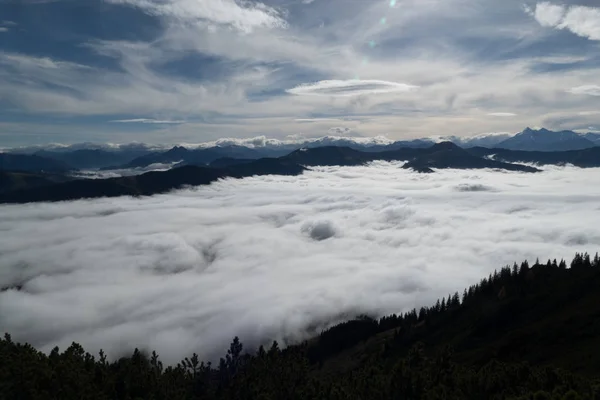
[{"xmin": 1, "ymin": 162, "xmax": 600, "ymax": 363}]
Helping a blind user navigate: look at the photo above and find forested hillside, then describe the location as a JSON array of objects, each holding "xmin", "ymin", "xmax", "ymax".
[{"xmin": 3, "ymin": 253, "xmax": 600, "ymax": 399}]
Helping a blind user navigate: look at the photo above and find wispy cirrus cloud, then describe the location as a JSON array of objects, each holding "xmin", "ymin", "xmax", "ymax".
[
  {"xmin": 293, "ymin": 118, "xmax": 348, "ymax": 123},
  {"xmin": 487, "ymin": 112, "xmax": 517, "ymax": 117},
  {"xmin": 287, "ymin": 80, "xmax": 419, "ymax": 97},
  {"xmin": 568, "ymin": 85, "xmax": 600, "ymax": 96},
  {"xmin": 110, "ymin": 118, "xmax": 186, "ymax": 124},
  {"xmin": 107, "ymin": 0, "xmax": 287, "ymax": 32}
]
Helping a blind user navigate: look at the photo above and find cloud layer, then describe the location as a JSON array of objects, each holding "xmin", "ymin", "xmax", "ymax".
[
  {"xmin": 107, "ymin": 0, "xmax": 287, "ymax": 32},
  {"xmin": 3, "ymin": 0, "xmax": 600, "ymax": 146},
  {"xmin": 110, "ymin": 119, "xmax": 187, "ymax": 124},
  {"xmin": 569, "ymin": 85, "xmax": 600, "ymax": 96},
  {"xmin": 287, "ymin": 80, "xmax": 419, "ymax": 97},
  {"xmin": 1, "ymin": 164, "xmax": 600, "ymax": 363}
]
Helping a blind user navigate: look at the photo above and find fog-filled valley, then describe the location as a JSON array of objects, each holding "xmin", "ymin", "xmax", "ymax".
[{"xmin": 2, "ymin": 162, "xmax": 599, "ymax": 364}]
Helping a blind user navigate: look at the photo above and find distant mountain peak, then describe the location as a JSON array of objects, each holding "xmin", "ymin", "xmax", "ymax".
[
  {"xmin": 498, "ymin": 127, "xmax": 595, "ymax": 151},
  {"xmin": 430, "ymin": 141, "xmax": 462, "ymax": 151},
  {"xmin": 167, "ymin": 146, "xmax": 188, "ymax": 152}
]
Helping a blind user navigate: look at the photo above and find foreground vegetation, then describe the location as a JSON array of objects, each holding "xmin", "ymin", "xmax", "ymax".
[{"xmin": 3, "ymin": 253, "xmax": 600, "ymax": 399}]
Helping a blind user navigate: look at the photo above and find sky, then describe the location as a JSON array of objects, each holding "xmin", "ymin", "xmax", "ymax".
[
  {"xmin": 1, "ymin": 0, "xmax": 600, "ymax": 146},
  {"xmin": 2, "ymin": 163, "xmax": 600, "ymax": 363}
]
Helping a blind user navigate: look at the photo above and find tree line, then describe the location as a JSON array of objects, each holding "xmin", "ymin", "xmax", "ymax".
[{"xmin": 2, "ymin": 252, "xmax": 600, "ymax": 399}]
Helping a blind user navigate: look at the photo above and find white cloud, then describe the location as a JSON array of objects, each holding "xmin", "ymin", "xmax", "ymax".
[
  {"xmin": 294, "ymin": 118, "xmax": 344, "ymax": 123},
  {"xmin": 531, "ymin": 2, "xmax": 600, "ymax": 41},
  {"xmin": 1, "ymin": 164, "xmax": 600, "ymax": 363},
  {"xmin": 487, "ymin": 112, "xmax": 517, "ymax": 117},
  {"xmin": 107, "ymin": 0, "xmax": 287, "ymax": 32},
  {"xmin": 559, "ymin": 5, "xmax": 600, "ymax": 41},
  {"xmin": 578, "ymin": 110, "xmax": 600, "ymax": 116},
  {"xmin": 532, "ymin": 2, "xmax": 566, "ymax": 27},
  {"xmin": 72, "ymin": 162, "xmax": 179, "ymax": 179},
  {"xmin": 110, "ymin": 118, "xmax": 187, "ymax": 124},
  {"xmin": 328, "ymin": 127, "xmax": 351, "ymax": 135},
  {"xmin": 192, "ymin": 134, "xmax": 396, "ymax": 149},
  {"xmin": 287, "ymin": 79, "xmax": 419, "ymax": 97},
  {"xmin": 0, "ymin": 20, "xmax": 15, "ymax": 32},
  {"xmin": 568, "ymin": 85, "xmax": 600, "ymax": 96}
]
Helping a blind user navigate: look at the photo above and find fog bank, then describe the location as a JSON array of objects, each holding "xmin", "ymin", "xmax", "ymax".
[{"xmin": 1, "ymin": 163, "xmax": 599, "ymax": 363}]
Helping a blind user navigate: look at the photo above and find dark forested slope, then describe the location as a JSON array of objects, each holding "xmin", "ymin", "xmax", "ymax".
[
  {"xmin": 469, "ymin": 146, "xmax": 600, "ymax": 168},
  {"xmin": 3, "ymin": 253, "xmax": 600, "ymax": 399},
  {"xmin": 0, "ymin": 159, "xmax": 306, "ymax": 204},
  {"xmin": 402, "ymin": 142, "xmax": 539, "ymax": 172},
  {"xmin": 0, "ymin": 171, "xmax": 73, "ymax": 193},
  {"xmin": 34, "ymin": 149, "xmax": 144, "ymax": 170},
  {"xmin": 0, "ymin": 153, "xmax": 72, "ymax": 173},
  {"xmin": 0, "ymin": 142, "xmax": 542, "ymax": 204}
]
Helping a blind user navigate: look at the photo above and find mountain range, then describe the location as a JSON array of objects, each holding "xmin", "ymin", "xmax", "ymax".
[
  {"xmin": 2, "ymin": 127, "xmax": 600, "ymax": 204},
  {"xmin": 0, "ymin": 142, "xmax": 539, "ymax": 204},
  {"xmin": 401, "ymin": 142, "xmax": 540, "ymax": 173},
  {"xmin": 0, "ymin": 152, "xmax": 72, "ymax": 173},
  {"xmin": 494, "ymin": 128, "xmax": 597, "ymax": 151},
  {"xmin": 4, "ymin": 127, "xmax": 599, "ymax": 172}
]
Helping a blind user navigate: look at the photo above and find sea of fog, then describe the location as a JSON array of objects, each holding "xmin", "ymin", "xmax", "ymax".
[{"xmin": 1, "ymin": 161, "xmax": 600, "ymax": 363}]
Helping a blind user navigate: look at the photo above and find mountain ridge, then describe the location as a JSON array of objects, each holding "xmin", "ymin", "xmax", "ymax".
[
  {"xmin": 0, "ymin": 158, "xmax": 307, "ymax": 204},
  {"xmin": 6, "ymin": 127, "xmax": 599, "ymax": 159},
  {"xmin": 0, "ymin": 142, "xmax": 543, "ymax": 204},
  {"xmin": 496, "ymin": 127, "xmax": 596, "ymax": 151},
  {"xmin": 402, "ymin": 142, "xmax": 539, "ymax": 173}
]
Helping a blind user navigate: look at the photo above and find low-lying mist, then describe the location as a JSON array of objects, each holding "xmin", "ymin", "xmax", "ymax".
[{"xmin": 1, "ymin": 162, "xmax": 600, "ymax": 363}]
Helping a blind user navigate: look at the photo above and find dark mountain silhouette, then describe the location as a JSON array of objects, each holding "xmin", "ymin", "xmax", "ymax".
[
  {"xmin": 225, "ymin": 157, "xmax": 304, "ymax": 177},
  {"xmin": 317, "ymin": 138, "xmax": 435, "ymax": 152},
  {"xmin": 496, "ymin": 127, "xmax": 595, "ymax": 151},
  {"xmin": 7, "ymin": 127, "xmax": 598, "ymax": 174},
  {"xmin": 402, "ymin": 142, "xmax": 540, "ymax": 172},
  {"xmin": 210, "ymin": 144, "xmax": 292, "ymax": 159},
  {"xmin": 0, "ymin": 153, "xmax": 72, "ymax": 173},
  {"xmin": 0, "ymin": 158, "xmax": 306, "ymax": 204},
  {"xmin": 581, "ymin": 132, "xmax": 600, "ymax": 144},
  {"xmin": 106, "ymin": 145, "xmax": 292, "ymax": 170},
  {"xmin": 106, "ymin": 146, "xmax": 213, "ymax": 169},
  {"xmin": 280, "ymin": 142, "xmax": 539, "ymax": 172},
  {"xmin": 281, "ymin": 144, "xmax": 450, "ymax": 165},
  {"xmin": 281, "ymin": 146, "xmax": 372, "ymax": 166},
  {"xmin": 469, "ymin": 146, "xmax": 600, "ymax": 167},
  {"xmin": 34, "ymin": 149, "xmax": 146, "ymax": 169},
  {"xmin": 6, "ymin": 142, "xmax": 598, "ymax": 203},
  {"xmin": 108, "ymin": 142, "xmax": 438, "ymax": 171},
  {"xmin": 0, "ymin": 171, "xmax": 72, "ymax": 193},
  {"xmin": 208, "ymin": 157, "xmax": 254, "ymax": 168}
]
